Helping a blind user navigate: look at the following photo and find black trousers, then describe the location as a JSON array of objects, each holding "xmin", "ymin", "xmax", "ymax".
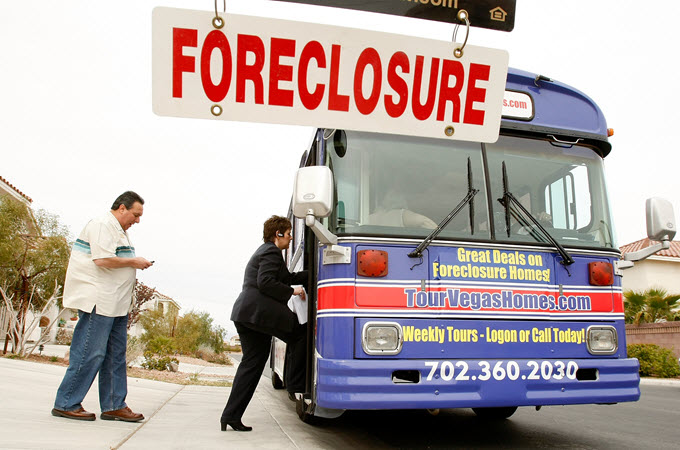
[{"xmin": 221, "ymin": 321, "xmax": 306, "ymax": 422}]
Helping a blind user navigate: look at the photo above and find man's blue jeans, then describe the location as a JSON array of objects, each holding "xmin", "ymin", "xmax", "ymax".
[{"xmin": 54, "ymin": 308, "xmax": 129, "ymax": 412}]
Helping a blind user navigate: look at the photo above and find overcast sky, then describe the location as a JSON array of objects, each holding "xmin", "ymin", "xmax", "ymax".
[{"xmin": 2, "ymin": 1, "xmax": 678, "ymax": 336}]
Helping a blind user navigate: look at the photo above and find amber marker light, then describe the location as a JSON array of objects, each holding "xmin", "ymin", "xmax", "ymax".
[
  {"xmin": 607, "ymin": 128, "xmax": 614, "ymax": 137},
  {"xmin": 588, "ymin": 261, "xmax": 614, "ymax": 286},
  {"xmin": 357, "ymin": 250, "xmax": 389, "ymax": 277}
]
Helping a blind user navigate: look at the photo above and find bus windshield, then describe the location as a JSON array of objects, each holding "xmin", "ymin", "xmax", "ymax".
[{"xmin": 327, "ymin": 130, "xmax": 616, "ymax": 249}]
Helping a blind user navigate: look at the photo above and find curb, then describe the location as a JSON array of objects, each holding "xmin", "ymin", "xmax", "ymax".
[{"xmin": 640, "ymin": 377, "xmax": 680, "ymax": 386}]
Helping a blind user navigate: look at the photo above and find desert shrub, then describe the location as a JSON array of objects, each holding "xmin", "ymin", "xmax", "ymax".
[
  {"xmin": 55, "ymin": 328, "xmax": 73, "ymax": 345},
  {"xmin": 194, "ymin": 344, "xmax": 233, "ymax": 365},
  {"xmin": 174, "ymin": 311, "xmax": 226, "ymax": 354},
  {"xmin": 206, "ymin": 353, "xmax": 232, "ymax": 365},
  {"xmin": 145, "ymin": 335, "xmax": 175, "ymax": 356},
  {"xmin": 126, "ymin": 336, "xmax": 144, "ymax": 367},
  {"xmin": 628, "ymin": 344, "xmax": 680, "ymax": 378},
  {"xmin": 141, "ymin": 351, "xmax": 179, "ymax": 371},
  {"xmin": 223, "ymin": 345, "xmax": 242, "ymax": 353}
]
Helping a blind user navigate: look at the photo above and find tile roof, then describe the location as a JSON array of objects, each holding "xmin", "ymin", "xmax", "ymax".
[
  {"xmin": 0, "ymin": 175, "xmax": 33, "ymax": 203},
  {"xmin": 619, "ymin": 238, "xmax": 680, "ymax": 258},
  {"xmin": 153, "ymin": 291, "xmax": 181, "ymax": 309}
]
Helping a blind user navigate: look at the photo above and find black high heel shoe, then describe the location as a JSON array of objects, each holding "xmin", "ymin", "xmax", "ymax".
[{"xmin": 220, "ymin": 420, "xmax": 252, "ymax": 432}]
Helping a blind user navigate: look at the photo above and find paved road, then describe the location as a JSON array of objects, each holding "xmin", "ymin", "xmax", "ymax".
[
  {"xmin": 238, "ymin": 353, "xmax": 680, "ymax": 449},
  {"xmin": 318, "ymin": 384, "xmax": 679, "ymax": 449}
]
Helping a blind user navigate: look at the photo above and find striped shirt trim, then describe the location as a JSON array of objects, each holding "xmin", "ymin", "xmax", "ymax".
[
  {"xmin": 116, "ymin": 246, "xmax": 136, "ymax": 257},
  {"xmin": 73, "ymin": 239, "xmax": 91, "ymax": 255}
]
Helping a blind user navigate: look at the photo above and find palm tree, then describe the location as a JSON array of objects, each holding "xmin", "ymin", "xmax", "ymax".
[{"xmin": 624, "ymin": 287, "xmax": 680, "ymax": 325}]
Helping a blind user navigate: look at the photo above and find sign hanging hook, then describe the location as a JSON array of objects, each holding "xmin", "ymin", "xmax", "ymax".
[
  {"xmin": 213, "ymin": 0, "xmax": 225, "ymax": 29},
  {"xmin": 210, "ymin": 0, "xmax": 226, "ymax": 115},
  {"xmin": 452, "ymin": 9, "xmax": 470, "ymax": 58}
]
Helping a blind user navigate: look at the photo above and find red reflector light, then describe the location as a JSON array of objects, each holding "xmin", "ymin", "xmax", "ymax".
[
  {"xmin": 357, "ymin": 250, "xmax": 388, "ymax": 277},
  {"xmin": 589, "ymin": 261, "xmax": 614, "ymax": 286}
]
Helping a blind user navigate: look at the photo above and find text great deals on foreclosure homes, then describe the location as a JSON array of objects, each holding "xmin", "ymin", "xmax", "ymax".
[{"xmin": 152, "ymin": 7, "xmax": 509, "ymax": 142}]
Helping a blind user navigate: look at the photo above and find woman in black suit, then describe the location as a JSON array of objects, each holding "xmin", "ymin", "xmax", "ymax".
[{"xmin": 220, "ymin": 215, "xmax": 308, "ymax": 432}]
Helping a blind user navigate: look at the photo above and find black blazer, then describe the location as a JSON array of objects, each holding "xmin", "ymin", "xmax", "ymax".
[{"xmin": 230, "ymin": 241, "xmax": 308, "ymax": 336}]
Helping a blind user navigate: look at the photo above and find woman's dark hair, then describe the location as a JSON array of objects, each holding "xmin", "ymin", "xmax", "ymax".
[
  {"xmin": 263, "ymin": 215, "xmax": 291, "ymax": 243},
  {"xmin": 111, "ymin": 191, "xmax": 144, "ymax": 210}
]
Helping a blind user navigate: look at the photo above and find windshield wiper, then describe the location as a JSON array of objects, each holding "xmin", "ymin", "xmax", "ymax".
[
  {"xmin": 408, "ymin": 158, "xmax": 479, "ymax": 258},
  {"xmin": 497, "ymin": 162, "xmax": 575, "ymax": 266}
]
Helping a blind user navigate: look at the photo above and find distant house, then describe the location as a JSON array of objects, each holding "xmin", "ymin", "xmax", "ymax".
[
  {"xmin": 0, "ymin": 175, "xmax": 33, "ymax": 207},
  {"xmin": 619, "ymin": 238, "xmax": 680, "ymax": 294},
  {"xmin": 229, "ymin": 335, "xmax": 241, "ymax": 347},
  {"xmin": 150, "ymin": 291, "xmax": 181, "ymax": 318},
  {"xmin": 128, "ymin": 290, "xmax": 181, "ymax": 338}
]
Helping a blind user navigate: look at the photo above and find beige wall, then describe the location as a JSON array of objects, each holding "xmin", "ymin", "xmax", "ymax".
[
  {"xmin": 0, "ymin": 181, "xmax": 31, "ymax": 207},
  {"xmin": 621, "ymin": 257, "xmax": 680, "ymax": 294},
  {"xmin": 626, "ymin": 323, "xmax": 680, "ymax": 358}
]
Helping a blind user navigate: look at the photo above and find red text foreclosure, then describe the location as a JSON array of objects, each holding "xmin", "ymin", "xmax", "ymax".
[{"xmin": 172, "ymin": 28, "xmax": 491, "ymax": 125}]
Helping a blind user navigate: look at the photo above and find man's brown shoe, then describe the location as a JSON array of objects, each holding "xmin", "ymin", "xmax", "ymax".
[
  {"xmin": 100, "ymin": 406, "xmax": 144, "ymax": 422},
  {"xmin": 51, "ymin": 407, "xmax": 96, "ymax": 421}
]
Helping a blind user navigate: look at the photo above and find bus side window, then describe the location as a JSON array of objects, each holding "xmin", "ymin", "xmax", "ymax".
[
  {"xmin": 544, "ymin": 166, "xmax": 590, "ymax": 230},
  {"xmin": 290, "ymin": 216, "xmax": 305, "ymax": 271}
]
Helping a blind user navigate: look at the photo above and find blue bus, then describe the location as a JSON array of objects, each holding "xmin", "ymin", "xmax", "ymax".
[{"xmin": 271, "ymin": 67, "xmax": 675, "ymax": 422}]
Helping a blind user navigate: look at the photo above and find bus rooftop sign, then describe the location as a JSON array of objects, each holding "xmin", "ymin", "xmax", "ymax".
[
  {"xmin": 152, "ymin": 7, "xmax": 509, "ymax": 143},
  {"xmin": 274, "ymin": 0, "xmax": 516, "ymax": 32}
]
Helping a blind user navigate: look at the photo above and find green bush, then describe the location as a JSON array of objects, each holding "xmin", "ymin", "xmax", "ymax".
[
  {"xmin": 141, "ymin": 336, "xmax": 178, "ymax": 371},
  {"xmin": 145, "ymin": 335, "xmax": 175, "ymax": 356},
  {"xmin": 141, "ymin": 351, "xmax": 179, "ymax": 371},
  {"xmin": 628, "ymin": 344, "xmax": 680, "ymax": 378}
]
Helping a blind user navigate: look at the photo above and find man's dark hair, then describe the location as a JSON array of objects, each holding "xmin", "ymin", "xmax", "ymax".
[
  {"xmin": 263, "ymin": 215, "xmax": 291, "ymax": 243},
  {"xmin": 111, "ymin": 191, "xmax": 144, "ymax": 210}
]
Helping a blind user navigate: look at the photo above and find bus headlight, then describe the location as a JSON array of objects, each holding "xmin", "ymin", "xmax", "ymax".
[
  {"xmin": 586, "ymin": 326, "xmax": 618, "ymax": 355},
  {"xmin": 362, "ymin": 322, "xmax": 403, "ymax": 355}
]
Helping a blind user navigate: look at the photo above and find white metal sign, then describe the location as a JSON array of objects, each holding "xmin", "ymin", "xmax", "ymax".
[
  {"xmin": 502, "ymin": 90, "xmax": 533, "ymax": 120},
  {"xmin": 152, "ymin": 7, "xmax": 509, "ymax": 142}
]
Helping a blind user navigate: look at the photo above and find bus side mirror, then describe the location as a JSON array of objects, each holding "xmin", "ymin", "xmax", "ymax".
[
  {"xmin": 646, "ymin": 197, "xmax": 676, "ymax": 242},
  {"xmin": 623, "ymin": 197, "xmax": 676, "ymax": 264},
  {"xmin": 293, "ymin": 166, "xmax": 337, "ymax": 245},
  {"xmin": 293, "ymin": 166, "xmax": 333, "ymax": 219}
]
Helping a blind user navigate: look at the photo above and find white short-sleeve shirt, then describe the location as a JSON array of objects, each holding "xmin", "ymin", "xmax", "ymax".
[{"xmin": 62, "ymin": 212, "xmax": 137, "ymax": 317}]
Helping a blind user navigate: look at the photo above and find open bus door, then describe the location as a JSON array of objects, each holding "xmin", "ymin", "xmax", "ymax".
[{"xmin": 269, "ymin": 132, "xmax": 322, "ymax": 422}]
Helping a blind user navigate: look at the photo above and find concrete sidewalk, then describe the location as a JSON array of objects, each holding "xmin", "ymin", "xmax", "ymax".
[{"xmin": 0, "ymin": 356, "xmax": 309, "ymax": 449}]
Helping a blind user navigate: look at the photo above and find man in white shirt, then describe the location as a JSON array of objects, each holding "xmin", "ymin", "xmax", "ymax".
[{"xmin": 52, "ymin": 191, "xmax": 153, "ymax": 422}]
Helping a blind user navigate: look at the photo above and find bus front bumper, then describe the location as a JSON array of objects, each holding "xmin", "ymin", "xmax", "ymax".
[{"xmin": 315, "ymin": 357, "xmax": 640, "ymax": 410}]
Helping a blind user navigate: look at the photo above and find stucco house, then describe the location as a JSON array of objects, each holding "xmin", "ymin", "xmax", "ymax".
[
  {"xmin": 0, "ymin": 175, "xmax": 33, "ymax": 207},
  {"xmin": 128, "ymin": 290, "xmax": 181, "ymax": 338},
  {"xmin": 619, "ymin": 238, "xmax": 680, "ymax": 294},
  {"xmin": 229, "ymin": 335, "xmax": 241, "ymax": 347},
  {"xmin": 620, "ymin": 238, "xmax": 680, "ymax": 358}
]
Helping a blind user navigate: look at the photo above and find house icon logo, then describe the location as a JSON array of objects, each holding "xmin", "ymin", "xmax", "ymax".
[{"xmin": 490, "ymin": 7, "xmax": 507, "ymax": 22}]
